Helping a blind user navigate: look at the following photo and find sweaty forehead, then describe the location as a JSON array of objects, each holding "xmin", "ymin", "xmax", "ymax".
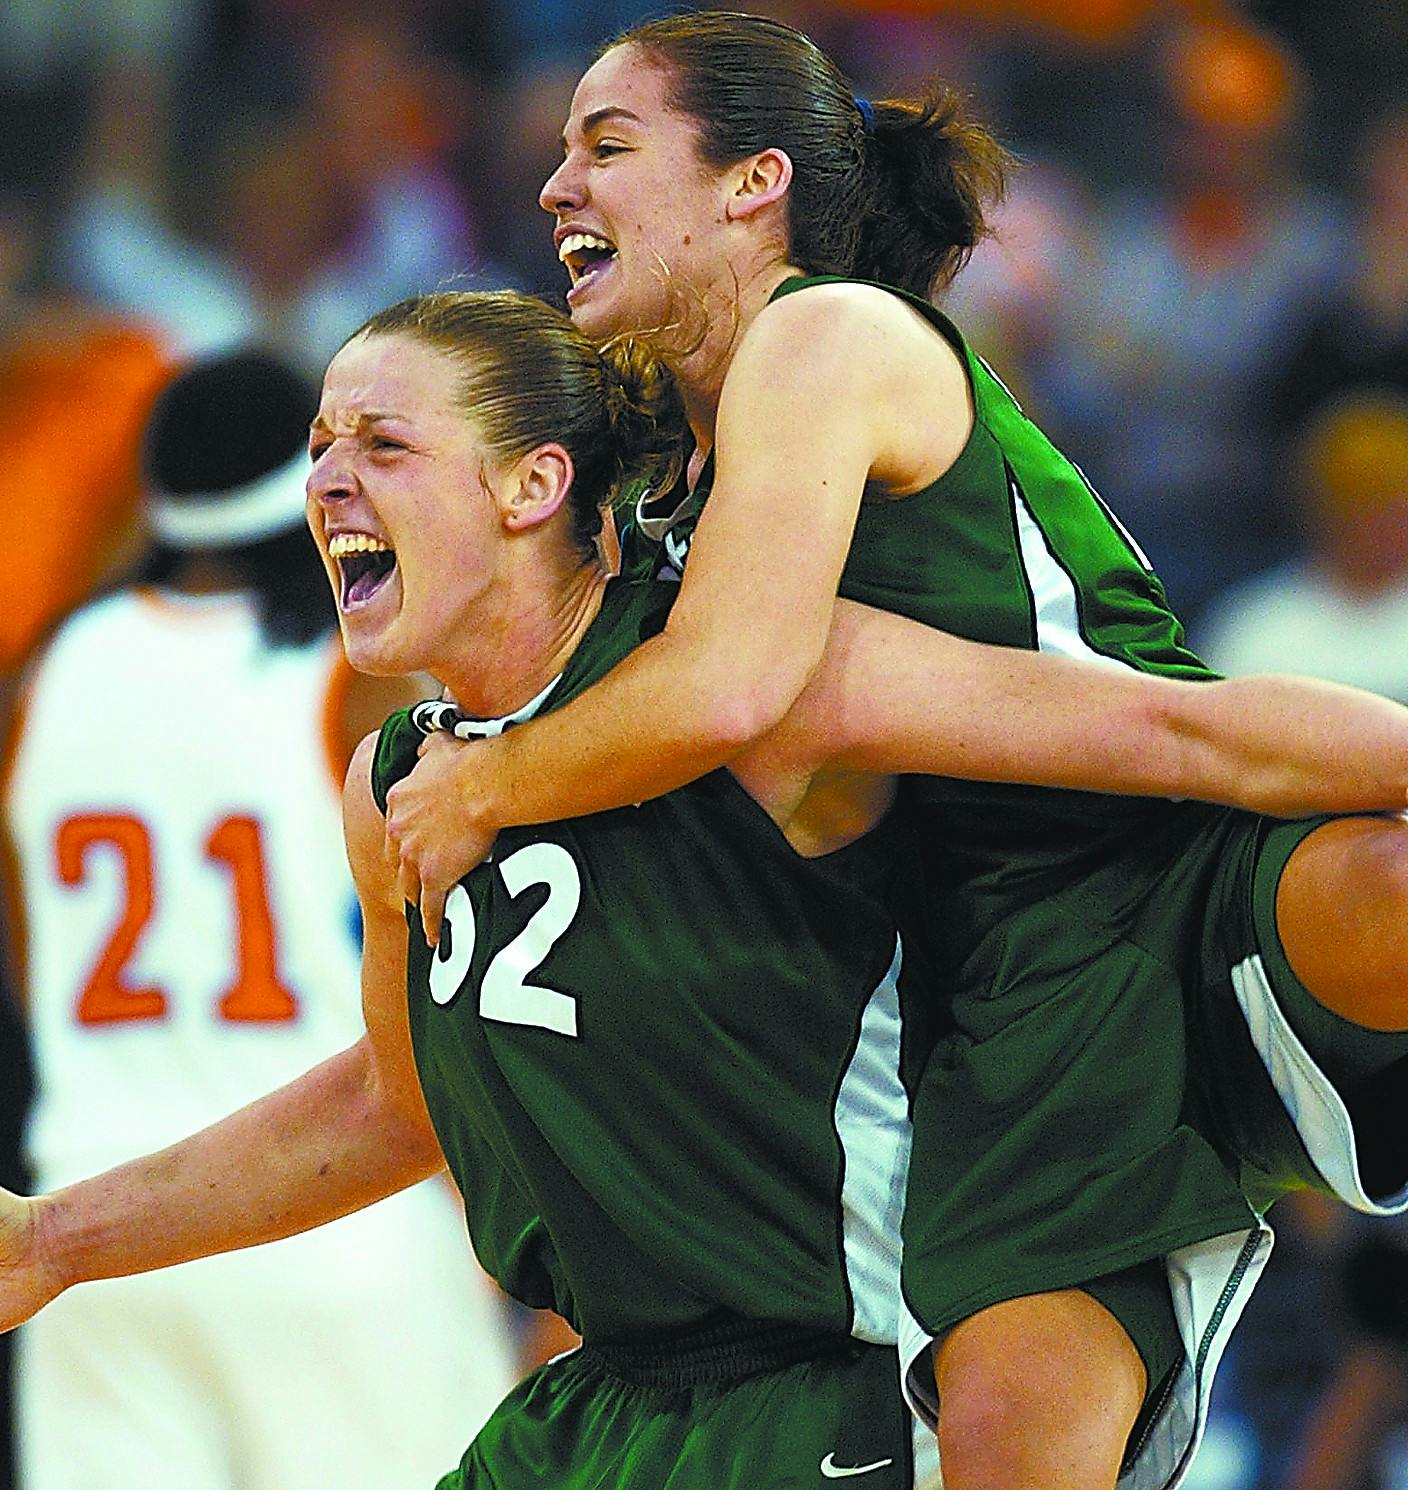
[
  {"xmin": 316, "ymin": 335, "xmax": 456, "ymax": 429},
  {"xmin": 566, "ymin": 44, "xmax": 680, "ymax": 132}
]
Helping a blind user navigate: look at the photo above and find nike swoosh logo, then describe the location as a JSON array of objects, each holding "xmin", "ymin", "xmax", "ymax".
[{"xmin": 820, "ymin": 1453, "xmax": 895, "ymax": 1479}]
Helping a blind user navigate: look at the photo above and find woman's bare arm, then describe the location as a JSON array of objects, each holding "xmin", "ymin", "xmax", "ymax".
[
  {"xmin": 381, "ymin": 279, "xmax": 1408, "ymax": 939},
  {"xmin": 384, "ymin": 287, "xmax": 953, "ymax": 939},
  {"xmin": 0, "ymin": 733, "xmax": 442, "ymax": 1333},
  {"xmin": 794, "ymin": 601, "xmax": 1408, "ymax": 817}
]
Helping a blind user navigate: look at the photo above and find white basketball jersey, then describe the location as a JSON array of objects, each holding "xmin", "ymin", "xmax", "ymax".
[{"xmin": 6, "ymin": 588, "xmax": 366, "ymax": 1190}]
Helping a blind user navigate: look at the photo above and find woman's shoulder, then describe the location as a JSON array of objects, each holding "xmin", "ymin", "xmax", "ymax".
[
  {"xmin": 759, "ymin": 273, "xmax": 940, "ymax": 329},
  {"xmin": 743, "ymin": 276, "xmax": 966, "ymax": 391}
]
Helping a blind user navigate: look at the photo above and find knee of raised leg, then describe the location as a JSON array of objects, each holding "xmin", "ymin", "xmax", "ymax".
[
  {"xmin": 936, "ymin": 1374, "xmax": 1023, "ymax": 1475},
  {"xmin": 938, "ymin": 1341, "xmax": 1142, "ymax": 1471},
  {"xmin": 937, "ymin": 1354, "xmax": 1064, "ymax": 1455}
]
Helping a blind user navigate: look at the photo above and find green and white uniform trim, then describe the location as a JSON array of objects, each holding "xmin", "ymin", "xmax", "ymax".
[
  {"xmin": 372, "ymin": 572, "xmax": 929, "ymax": 1352},
  {"xmin": 625, "ymin": 273, "xmax": 1408, "ymax": 1490},
  {"xmin": 836, "ymin": 937, "xmax": 911, "ymax": 1342}
]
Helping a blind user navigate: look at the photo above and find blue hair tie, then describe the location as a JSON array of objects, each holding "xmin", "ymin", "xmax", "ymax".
[{"xmin": 856, "ymin": 97, "xmax": 876, "ymax": 134}]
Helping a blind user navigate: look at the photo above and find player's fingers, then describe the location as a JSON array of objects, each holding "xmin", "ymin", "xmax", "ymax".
[
  {"xmin": 396, "ymin": 852, "xmax": 421, "ymax": 910},
  {"xmin": 420, "ymin": 882, "xmax": 447, "ymax": 950},
  {"xmin": 383, "ymin": 785, "xmax": 404, "ymax": 870}
]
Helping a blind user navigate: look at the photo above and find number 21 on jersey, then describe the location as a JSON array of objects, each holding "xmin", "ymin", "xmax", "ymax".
[{"xmin": 56, "ymin": 812, "xmax": 299, "ymax": 1027}]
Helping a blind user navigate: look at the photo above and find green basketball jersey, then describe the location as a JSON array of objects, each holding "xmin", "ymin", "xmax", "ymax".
[
  {"xmin": 622, "ymin": 274, "xmax": 1228, "ymax": 975},
  {"xmin": 371, "ymin": 574, "xmax": 929, "ymax": 1346}
]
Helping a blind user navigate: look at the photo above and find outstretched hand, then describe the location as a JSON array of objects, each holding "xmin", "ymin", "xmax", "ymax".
[
  {"xmin": 383, "ymin": 730, "xmax": 498, "ymax": 948},
  {"xmin": 0, "ymin": 1188, "xmax": 65, "ymax": 1334}
]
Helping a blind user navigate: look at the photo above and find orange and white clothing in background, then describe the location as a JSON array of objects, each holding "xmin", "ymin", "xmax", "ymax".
[{"xmin": 3, "ymin": 587, "xmax": 518, "ymax": 1490}]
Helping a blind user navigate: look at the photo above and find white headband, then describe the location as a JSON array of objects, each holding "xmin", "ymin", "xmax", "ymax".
[{"xmin": 145, "ymin": 451, "xmax": 311, "ymax": 549}]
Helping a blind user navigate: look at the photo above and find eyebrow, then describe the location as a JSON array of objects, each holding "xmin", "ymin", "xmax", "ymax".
[
  {"xmin": 562, "ymin": 105, "xmax": 644, "ymax": 147},
  {"xmin": 308, "ymin": 410, "xmax": 404, "ymax": 436}
]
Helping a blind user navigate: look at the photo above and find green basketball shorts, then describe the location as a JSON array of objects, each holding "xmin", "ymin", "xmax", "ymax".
[
  {"xmin": 438, "ymin": 1321, "xmax": 940, "ymax": 1489},
  {"xmin": 899, "ymin": 808, "xmax": 1408, "ymax": 1490}
]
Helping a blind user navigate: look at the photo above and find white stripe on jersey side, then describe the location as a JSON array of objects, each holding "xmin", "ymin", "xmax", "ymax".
[
  {"xmin": 977, "ymin": 349, "xmax": 1154, "ymax": 578},
  {"xmin": 833, "ymin": 935, "xmax": 912, "ymax": 1344},
  {"xmin": 1010, "ymin": 473, "xmax": 1126, "ymax": 670}
]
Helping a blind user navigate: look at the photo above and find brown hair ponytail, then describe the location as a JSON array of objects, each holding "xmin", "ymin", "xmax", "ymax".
[{"xmin": 857, "ymin": 86, "xmax": 1011, "ymax": 295}]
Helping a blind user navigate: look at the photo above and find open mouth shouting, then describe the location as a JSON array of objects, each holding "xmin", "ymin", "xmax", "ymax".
[
  {"xmin": 558, "ymin": 230, "xmax": 618, "ymax": 302},
  {"xmin": 328, "ymin": 531, "xmax": 397, "ymax": 611}
]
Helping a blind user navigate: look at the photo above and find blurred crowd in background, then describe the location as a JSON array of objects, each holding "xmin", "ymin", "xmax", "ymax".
[{"xmin": 1, "ymin": 0, "xmax": 1407, "ymax": 1487}]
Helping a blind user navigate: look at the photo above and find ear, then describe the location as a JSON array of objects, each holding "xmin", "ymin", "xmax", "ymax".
[
  {"xmin": 498, "ymin": 443, "xmax": 576, "ymax": 532},
  {"xmin": 725, "ymin": 147, "xmax": 793, "ymax": 222}
]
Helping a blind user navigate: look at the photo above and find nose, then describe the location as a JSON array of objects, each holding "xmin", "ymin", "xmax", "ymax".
[
  {"xmin": 306, "ymin": 442, "xmax": 355, "ymax": 512},
  {"xmin": 540, "ymin": 154, "xmax": 585, "ymax": 215}
]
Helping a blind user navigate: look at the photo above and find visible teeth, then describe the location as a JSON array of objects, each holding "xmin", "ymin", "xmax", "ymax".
[
  {"xmin": 558, "ymin": 231, "xmax": 614, "ymax": 262},
  {"xmin": 328, "ymin": 532, "xmax": 393, "ymax": 558}
]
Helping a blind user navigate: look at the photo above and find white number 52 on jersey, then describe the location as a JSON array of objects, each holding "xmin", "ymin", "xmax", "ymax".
[{"xmin": 428, "ymin": 842, "xmax": 580, "ymax": 1038}]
